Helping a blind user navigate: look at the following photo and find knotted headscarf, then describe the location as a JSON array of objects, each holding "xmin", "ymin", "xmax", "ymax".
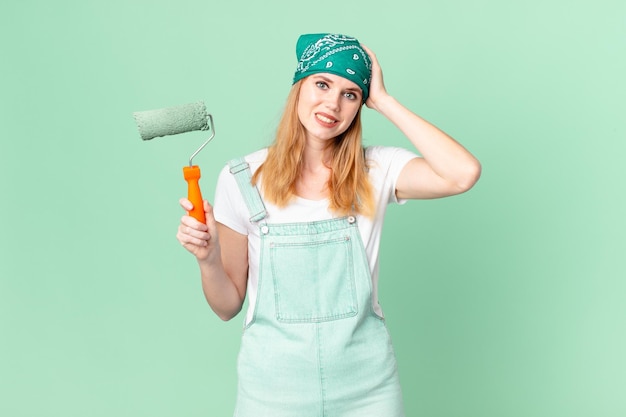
[{"xmin": 292, "ymin": 33, "xmax": 372, "ymax": 102}]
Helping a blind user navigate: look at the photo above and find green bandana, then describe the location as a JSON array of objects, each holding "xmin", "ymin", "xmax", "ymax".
[{"xmin": 293, "ymin": 33, "xmax": 372, "ymax": 102}]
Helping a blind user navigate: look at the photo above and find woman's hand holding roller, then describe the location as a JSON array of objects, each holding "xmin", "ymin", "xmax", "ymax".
[
  {"xmin": 177, "ymin": 198, "xmax": 247, "ymax": 321},
  {"xmin": 177, "ymin": 198, "xmax": 219, "ymax": 261}
]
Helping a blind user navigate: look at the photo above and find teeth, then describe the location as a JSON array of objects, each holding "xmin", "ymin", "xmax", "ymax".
[{"xmin": 316, "ymin": 114, "xmax": 336, "ymax": 124}]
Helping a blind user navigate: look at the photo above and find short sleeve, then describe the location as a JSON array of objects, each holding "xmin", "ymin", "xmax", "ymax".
[
  {"xmin": 365, "ymin": 146, "xmax": 419, "ymax": 205},
  {"xmin": 213, "ymin": 163, "xmax": 250, "ymax": 235}
]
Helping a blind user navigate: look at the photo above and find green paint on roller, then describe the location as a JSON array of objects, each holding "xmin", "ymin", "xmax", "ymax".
[
  {"xmin": 133, "ymin": 101, "xmax": 210, "ymax": 140},
  {"xmin": 132, "ymin": 101, "xmax": 216, "ymax": 223}
]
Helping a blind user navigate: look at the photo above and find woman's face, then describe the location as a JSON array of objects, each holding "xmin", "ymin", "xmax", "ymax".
[{"xmin": 297, "ymin": 73, "xmax": 363, "ymax": 143}]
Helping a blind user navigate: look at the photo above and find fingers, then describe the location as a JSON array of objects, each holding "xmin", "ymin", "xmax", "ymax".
[
  {"xmin": 361, "ymin": 45, "xmax": 380, "ymax": 71},
  {"xmin": 179, "ymin": 197, "xmax": 193, "ymax": 212},
  {"xmin": 178, "ymin": 198, "xmax": 209, "ymax": 243},
  {"xmin": 360, "ymin": 44, "xmax": 388, "ymax": 110},
  {"xmin": 203, "ymin": 200, "xmax": 218, "ymax": 230},
  {"xmin": 176, "ymin": 198, "xmax": 220, "ymax": 253},
  {"xmin": 180, "ymin": 198, "xmax": 216, "ymax": 227},
  {"xmin": 361, "ymin": 44, "xmax": 375, "ymax": 60},
  {"xmin": 176, "ymin": 198, "xmax": 221, "ymax": 260},
  {"xmin": 177, "ymin": 215, "xmax": 211, "ymax": 247},
  {"xmin": 179, "ymin": 198, "xmax": 213, "ymax": 229}
]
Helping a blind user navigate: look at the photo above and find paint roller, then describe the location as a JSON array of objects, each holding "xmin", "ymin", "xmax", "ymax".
[{"xmin": 133, "ymin": 101, "xmax": 215, "ymax": 224}]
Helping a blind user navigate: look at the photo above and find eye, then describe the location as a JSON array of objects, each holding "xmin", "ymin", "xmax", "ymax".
[
  {"xmin": 344, "ymin": 91, "xmax": 358, "ymax": 100},
  {"xmin": 316, "ymin": 81, "xmax": 329, "ymax": 89}
]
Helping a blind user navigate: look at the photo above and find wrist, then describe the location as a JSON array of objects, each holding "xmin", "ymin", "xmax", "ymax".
[
  {"xmin": 197, "ymin": 243, "xmax": 221, "ymax": 265},
  {"xmin": 370, "ymin": 93, "xmax": 397, "ymax": 115}
]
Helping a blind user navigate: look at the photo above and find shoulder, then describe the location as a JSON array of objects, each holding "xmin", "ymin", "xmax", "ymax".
[
  {"xmin": 214, "ymin": 149, "xmax": 268, "ymax": 235},
  {"xmin": 216, "ymin": 147, "xmax": 268, "ymax": 195},
  {"xmin": 363, "ymin": 146, "xmax": 419, "ymax": 205},
  {"xmin": 218, "ymin": 148, "xmax": 268, "ymax": 179},
  {"xmin": 242, "ymin": 148, "xmax": 268, "ymax": 174}
]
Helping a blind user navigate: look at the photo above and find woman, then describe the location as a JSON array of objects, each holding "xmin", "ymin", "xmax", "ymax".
[{"xmin": 177, "ymin": 33, "xmax": 480, "ymax": 417}]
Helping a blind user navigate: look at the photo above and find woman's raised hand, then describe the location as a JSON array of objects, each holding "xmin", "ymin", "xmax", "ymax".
[
  {"xmin": 176, "ymin": 198, "xmax": 219, "ymax": 261},
  {"xmin": 361, "ymin": 45, "xmax": 391, "ymax": 112}
]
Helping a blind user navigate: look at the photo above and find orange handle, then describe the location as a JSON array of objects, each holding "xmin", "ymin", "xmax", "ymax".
[{"xmin": 183, "ymin": 165, "xmax": 206, "ymax": 224}]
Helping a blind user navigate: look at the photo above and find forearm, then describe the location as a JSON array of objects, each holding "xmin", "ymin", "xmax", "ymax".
[
  {"xmin": 197, "ymin": 250, "xmax": 245, "ymax": 321},
  {"xmin": 177, "ymin": 200, "xmax": 248, "ymax": 321}
]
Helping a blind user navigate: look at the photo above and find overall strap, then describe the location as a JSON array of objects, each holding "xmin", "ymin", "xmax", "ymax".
[{"xmin": 227, "ymin": 157, "xmax": 268, "ymax": 223}]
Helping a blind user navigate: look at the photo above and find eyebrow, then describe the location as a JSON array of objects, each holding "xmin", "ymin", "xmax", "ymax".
[{"xmin": 314, "ymin": 75, "xmax": 361, "ymax": 95}]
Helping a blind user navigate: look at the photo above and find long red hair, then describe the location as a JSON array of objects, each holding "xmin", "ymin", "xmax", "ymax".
[{"xmin": 252, "ymin": 80, "xmax": 375, "ymax": 217}]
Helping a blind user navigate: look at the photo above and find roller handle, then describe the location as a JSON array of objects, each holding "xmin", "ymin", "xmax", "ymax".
[{"xmin": 183, "ymin": 165, "xmax": 206, "ymax": 224}]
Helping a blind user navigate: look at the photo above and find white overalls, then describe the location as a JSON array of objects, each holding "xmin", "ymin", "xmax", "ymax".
[{"xmin": 228, "ymin": 157, "xmax": 405, "ymax": 417}]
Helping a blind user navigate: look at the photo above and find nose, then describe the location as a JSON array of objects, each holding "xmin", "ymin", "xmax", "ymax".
[{"xmin": 324, "ymin": 91, "xmax": 341, "ymax": 111}]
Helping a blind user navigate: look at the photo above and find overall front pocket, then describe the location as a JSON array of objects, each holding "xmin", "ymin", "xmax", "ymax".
[{"xmin": 270, "ymin": 236, "xmax": 358, "ymax": 323}]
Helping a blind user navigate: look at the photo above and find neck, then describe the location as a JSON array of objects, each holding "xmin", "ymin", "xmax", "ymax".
[
  {"xmin": 296, "ymin": 139, "xmax": 333, "ymax": 199},
  {"xmin": 302, "ymin": 137, "xmax": 333, "ymax": 171}
]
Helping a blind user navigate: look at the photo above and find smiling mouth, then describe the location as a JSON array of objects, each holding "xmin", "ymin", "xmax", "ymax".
[{"xmin": 316, "ymin": 113, "xmax": 338, "ymax": 124}]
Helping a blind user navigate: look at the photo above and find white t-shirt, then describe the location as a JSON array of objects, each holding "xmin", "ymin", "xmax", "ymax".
[{"xmin": 213, "ymin": 146, "xmax": 417, "ymax": 326}]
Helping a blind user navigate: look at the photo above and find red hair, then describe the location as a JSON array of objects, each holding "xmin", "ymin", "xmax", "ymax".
[{"xmin": 252, "ymin": 80, "xmax": 375, "ymax": 217}]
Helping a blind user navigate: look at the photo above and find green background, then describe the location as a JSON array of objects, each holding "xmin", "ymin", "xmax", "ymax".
[{"xmin": 2, "ymin": 0, "xmax": 624, "ymax": 416}]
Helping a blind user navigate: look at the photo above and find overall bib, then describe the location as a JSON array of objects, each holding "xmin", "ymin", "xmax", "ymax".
[{"xmin": 228, "ymin": 158, "xmax": 404, "ymax": 417}]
